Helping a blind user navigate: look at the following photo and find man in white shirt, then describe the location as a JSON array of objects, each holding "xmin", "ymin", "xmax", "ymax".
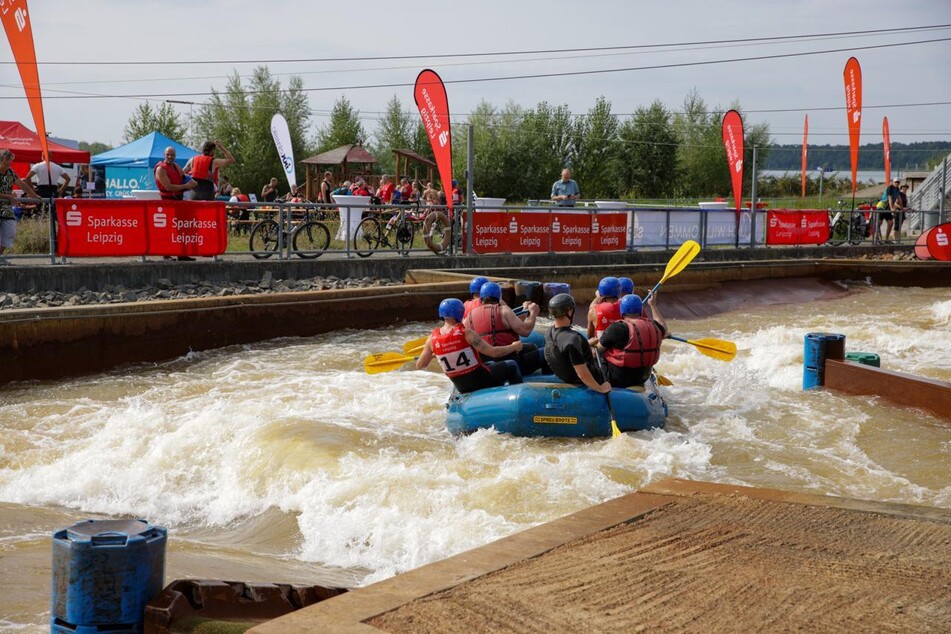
[{"xmin": 26, "ymin": 160, "xmax": 71, "ymax": 198}]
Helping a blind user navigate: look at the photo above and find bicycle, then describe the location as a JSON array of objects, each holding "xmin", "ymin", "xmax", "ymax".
[
  {"xmin": 352, "ymin": 200, "xmax": 420, "ymax": 257},
  {"xmin": 827, "ymin": 200, "xmax": 870, "ymax": 246},
  {"xmin": 249, "ymin": 205, "xmax": 333, "ymax": 259}
]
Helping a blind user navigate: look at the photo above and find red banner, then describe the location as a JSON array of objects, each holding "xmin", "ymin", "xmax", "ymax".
[
  {"xmin": 722, "ymin": 110, "xmax": 744, "ymax": 214},
  {"xmin": 1, "ymin": 0, "xmax": 49, "ymax": 165},
  {"xmin": 765, "ymin": 210, "xmax": 830, "ymax": 245},
  {"xmin": 882, "ymin": 116, "xmax": 891, "ymax": 185},
  {"xmin": 843, "ymin": 57, "xmax": 863, "ymax": 196},
  {"xmin": 926, "ymin": 222, "xmax": 951, "ymax": 261},
  {"xmin": 801, "ymin": 115, "xmax": 808, "ymax": 198},
  {"xmin": 414, "ymin": 70, "xmax": 454, "ymax": 214},
  {"xmin": 56, "ymin": 200, "xmax": 228, "ymax": 257},
  {"xmin": 470, "ymin": 211, "xmax": 627, "ymax": 254}
]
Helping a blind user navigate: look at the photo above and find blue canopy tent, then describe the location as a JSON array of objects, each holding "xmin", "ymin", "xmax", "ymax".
[{"xmin": 91, "ymin": 132, "xmax": 198, "ymax": 198}]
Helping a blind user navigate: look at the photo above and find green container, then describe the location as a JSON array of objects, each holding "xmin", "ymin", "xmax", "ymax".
[{"xmin": 845, "ymin": 352, "xmax": 881, "ymax": 367}]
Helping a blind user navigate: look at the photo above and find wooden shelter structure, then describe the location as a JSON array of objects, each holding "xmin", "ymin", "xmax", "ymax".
[
  {"xmin": 301, "ymin": 144, "xmax": 377, "ymax": 200},
  {"xmin": 393, "ymin": 149, "xmax": 435, "ymax": 185}
]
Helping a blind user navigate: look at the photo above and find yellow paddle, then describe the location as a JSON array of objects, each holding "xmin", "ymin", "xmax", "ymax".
[
  {"xmin": 655, "ymin": 374, "xmax": 674, "ymax": 386},
  {"xmin": 668, "ymin": 335, "xmax": 737, "ymax": 362},
  {"xmin": 402, "ymin": 335, "xmax": 429, "ymax": 355},
  {"xmin": 644, "ymin": 239, "xmax": 701, "ymax": 301},
  {"xmin": 364, "ymin": 352, "xmax": 418, "ymax": 374}
]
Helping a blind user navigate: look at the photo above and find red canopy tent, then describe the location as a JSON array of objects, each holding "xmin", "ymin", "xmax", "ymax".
[{"xmin": 0, "ymin": 120, "xmax": 90, "ymax": 177}]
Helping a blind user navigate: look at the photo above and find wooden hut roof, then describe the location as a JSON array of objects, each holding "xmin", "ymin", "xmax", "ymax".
[{"xmin": 301, "ymin": 144, "xmax": 377, "ymax": 165}]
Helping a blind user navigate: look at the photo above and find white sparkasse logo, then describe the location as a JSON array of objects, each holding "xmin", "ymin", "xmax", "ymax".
[
  {"xmin": 438, "ymin": 130, "xmax": 449, "ymax": 148},
  {"xmin": 15, "ymin": 7, "xmax": 28, "ymax": 32},
  {"xmin": 66, "ymin": 204, "xmax": 81, "ymax": 226},
  {"xmin": 735, "ymin": 160, "xmax": 743, "ymax": 173},
  {"xmin": 153, "ymin": 208, "xmax": 167, "ymax": 228},
  {"xmin": 853, "ymin": 111, "xmax": 861, "ymax": 123},
  {"xmin": 937, "ymin": 231, "xmax": 948, "ymax": 247}
]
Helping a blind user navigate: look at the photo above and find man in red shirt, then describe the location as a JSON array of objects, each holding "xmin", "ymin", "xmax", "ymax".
[
  {"xmin": 376, "ymin": 174, "xmax": 395, "ymax": 204},
  {"xmin": 154, "ymin": 147, "xmax": 197, "ymax": 200}
]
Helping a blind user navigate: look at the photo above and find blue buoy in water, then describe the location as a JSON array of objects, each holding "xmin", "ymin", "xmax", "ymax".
[
  {"xmin": 51, "ymin": 518, "xmax": 167, "ymax": 634},
  {"xmin": 803, "ymin": 332, "xmax": 846, "ymax": 390}
]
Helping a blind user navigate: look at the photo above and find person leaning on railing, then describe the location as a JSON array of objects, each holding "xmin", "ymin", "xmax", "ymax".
[{"xmin": 0, "ymin": 148, "xmax": 39, "ymax": 265}]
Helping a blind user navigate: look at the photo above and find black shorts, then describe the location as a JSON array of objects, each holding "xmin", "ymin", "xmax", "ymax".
[
  {"xmin": 450, "ymin": 361, "xmax": 523, "ymax": 394},
  {"xmin": 500, "ymin": 343, "xmax": 549, "ymax": 376},
  {"xmin": 878, "ymin": 212, "xmax": 893, "ymax": 221},
  {"xmin": 605, "ymin": 362, "xmax": 652, "ymax": 388}
]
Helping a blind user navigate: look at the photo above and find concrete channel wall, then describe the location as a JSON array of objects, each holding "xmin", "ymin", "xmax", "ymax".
[{"xmin": 2, "ymin": 254, "xmax": 949, "ymax": 387}]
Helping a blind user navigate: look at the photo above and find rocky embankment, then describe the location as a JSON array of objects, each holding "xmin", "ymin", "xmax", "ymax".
[{"xmin": 0, "ymin": 272, "xmax": 401, "ymax": 311}]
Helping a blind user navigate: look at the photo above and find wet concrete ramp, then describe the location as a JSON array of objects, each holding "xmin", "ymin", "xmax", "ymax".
[{"xmin": 252, "ymin": 479, "xmax": 951, "ymax": 633}]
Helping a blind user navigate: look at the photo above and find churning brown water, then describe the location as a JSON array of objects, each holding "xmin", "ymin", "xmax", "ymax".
[{"xmin": 1, "ymin": 284, "xmax": 949, "ymax": 632}]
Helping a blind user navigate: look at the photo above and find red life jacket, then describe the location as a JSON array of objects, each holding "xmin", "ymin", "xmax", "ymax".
[
  {"xmin": 463, "ymin": 297, "xmax": 481, "ymax": 319},
  {"xmin": 431, "ymin": 323, "xmax": 483, "ymax": 377},
  {"xmin": 605, "ymin": 318, "xmax": 662, "ymax": 369},
  {"xmin": 465, "ymin": 303, "xmax": 517, "ymax": 347},
  {"xmin": 593, "ymin": 300, "xmax": 621, "ymax": 338},
  {"xmin": 155, "ymin": 161, "xmax": 183, "ymax": 200},
  {"xmin": 235, "ymin": 193, "xmax": 250, "ymax": 202},
  {"xmin": 191, "ymin": 154, "xmax": 217, "ymax": 183}
]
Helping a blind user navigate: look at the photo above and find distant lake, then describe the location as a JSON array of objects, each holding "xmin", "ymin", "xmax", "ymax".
[{"xmin": 760, "ymin": 169, "xmax": 886, "ymax": 184}]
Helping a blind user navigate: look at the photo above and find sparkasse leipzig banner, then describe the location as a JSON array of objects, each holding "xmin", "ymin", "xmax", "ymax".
[
  {"xmin": 1, "ymin": 0, "xmax": 50, "ymax": 165},
  {"xmin": 56, "ymin": 200, "xmax": 228, "ymax": 257},
  {"xmin": 721, "ymin": 110, "xmax": 744, "ymax": 213},
  {"xmin": 414, "ymin": 69, "xmax": 454, "ymax": 213},
  {"xmin": 843, "ymin": 57, "xmax": 862, "ymax": 196}
]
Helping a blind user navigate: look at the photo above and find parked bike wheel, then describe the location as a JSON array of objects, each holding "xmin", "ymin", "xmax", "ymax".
[
  {"xmin": 353, "ymin": 217, "xmax": 382, "ymax": 257},
  {"xmin": 249, "ymin": 219, "xmax": 280, "ymax": 259},
  {"xmin": 394, "ymin": 217, "xmax": 416, "ymax": 256},
  {"xmin": 827, "ymin": 212, "xmax": 847, "ymax": 246},
  {"xmin": 423, "ymin": 210, "xmax": 451, "ymax": 254},
  {"xmin": 292, "ymin": 221, "xmax": 331, "ymax": 259}
]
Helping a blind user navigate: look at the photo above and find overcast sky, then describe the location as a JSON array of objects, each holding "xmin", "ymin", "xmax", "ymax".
[{"xmin": 3, "ymin": 0, "xmax": 949, "ymax": 156}]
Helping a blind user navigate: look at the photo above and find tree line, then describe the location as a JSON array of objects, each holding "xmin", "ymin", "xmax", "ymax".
[
  {"xmin": 117, "ymin": 66, "xmax": 776, "ymax": 201},
  {"xmin": 764, "ymin": 141, "xmax": 951, "ymax": 172}
]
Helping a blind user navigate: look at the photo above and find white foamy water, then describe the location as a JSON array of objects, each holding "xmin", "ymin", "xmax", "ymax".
[{"xmin": 1, "ymin": 285, "xmax": 949, "ymax": 630}]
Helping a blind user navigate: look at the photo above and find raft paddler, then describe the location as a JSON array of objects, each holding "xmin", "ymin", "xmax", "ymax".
[
  {"xmin": 544, "ymin": 294, "xmax": 612, "ymax": 394},
  {"xmin": 463, "ymin": 276, "xmax": 490, "ymax": 318},
  {"xmin": 465, "ymin": 282, "xmax": 548, "ymax": 376},
  {"xmin": 596, "ymin": 293, "xmax": 667, "ymax": 388},
  {"xmin": 586, "ymin": 276, "xmax": 622, "ymax": 341},
  {"xmin": 417, "ymin": 298, "xmax": 524, "ymax": 394}
]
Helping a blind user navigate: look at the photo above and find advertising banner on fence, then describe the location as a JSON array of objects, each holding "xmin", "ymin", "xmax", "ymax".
[
  {"xmin": 765, "ymin": 210, "xmax": 830, "ymax": 245},
  {"xmin": 1, "ymin": 0, "xmax": 50, "ymax": 165},
  {"xmin": 843, "ymin": 57, "xmax": 863, "ymax": 195},
  {"xmin": 414, "ymin": 69, "xmax": 454, "ymax": 213},
  {"xmin": 105, "ymin": 166, "xmax": 153, "ymax": 198},
  {"xmin": 801, "ymin": 115, "xmax": 808, "ymax": 198},
  {"xmin": 926, "ymin": 222, "xmax": 951, "ymax": 261},
  {"xmin": 591, "ymin": 211, "xmax": 627, "ymax": 251},
  {"xmin": 883, "ymin": 116, "xmax": 891, "ymax": 185},
  {"xmin": 270, "ymin": 113, "xmax": 296, "ymax": 190},
  {"xmin": 470, "ymin": 210, "xmax": 626, "ymax": 254},
  {"xmin": 56, "ymin": 200, "xmax": 227, "ymax": 257}
]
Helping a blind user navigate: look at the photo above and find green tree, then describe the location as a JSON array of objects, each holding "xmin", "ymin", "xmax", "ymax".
[
  {"xmin": 191, "ymin": 66, "xmax": 311, "ymax": 195},
  {"xmin": 571, "ymin": 96, "xmax": 620, "ymax": 199},
  {"xmin": 78, "ymin": 140, "xmax": 112, "ymax": 156},
  {"xmin": 518, "ymin": 101, "xmax": 574, "ymax": 201},
  {"xmin": 616, "ymin": 100, "xmax": 679, "ymax": 198},
  {"xmin": 372, "ymin": 95, "xmax": 415, "ymax": 175},
  {"xmin": 122, "ymin": 102, "xmax": 187, "ymax": 143},
  {"xmin": 316, "ymin": 96, "xmax": 365, "ymax": 152}
]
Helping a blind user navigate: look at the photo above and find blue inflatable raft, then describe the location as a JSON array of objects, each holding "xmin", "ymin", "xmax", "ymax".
[{"xmin": 445, "ymin": 374, "xmax": 668, "ymax": 438}]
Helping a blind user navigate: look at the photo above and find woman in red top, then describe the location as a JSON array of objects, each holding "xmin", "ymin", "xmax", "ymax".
[
  {"xmin": 184, "ymin": 140, "xmax": 235, "ymax": 201},
  {"xmin": 417, "ymin": 298, "xmax": 523, "ymax": 393}
]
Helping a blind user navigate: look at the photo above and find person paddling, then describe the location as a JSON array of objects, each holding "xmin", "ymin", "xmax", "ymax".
[
  {"xmin": 417, "ymin": 298, "xmax": 524, "ymax": 394},
  {"xmin": 465, "ymin": 282, "xmax": 546, "ymax": 375},
  {"xmin": 595, "ymin": 294, "xmax": 667, "ymax": 388},
  {"xmin": 587, "ymin": 276, "xmax": 622, "ymax": 341},
  {"xmin": 463, "ymin": 276, "xmax": 490, "ymax": 318},
  {"xmin": 544, "ymin": 294, "xmax": 612, "ymax": 394}
]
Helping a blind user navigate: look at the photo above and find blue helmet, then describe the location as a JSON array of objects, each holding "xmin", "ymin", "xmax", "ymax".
[
  {"xmin": 620, "ymin": 294, "xmax": 643, "ymax": 316},
  {"xmin": 479, "ymin": 281, "xmax": 502, "ymax": 301},
  {"xmin": 469, "ymin": 276, "xmax": 490, "ymax": 295},
  {"xmin": 619, "ymin": 277, "xmax": 634, "ymax": 296},
  {"xmin": 438, "ymin": 298, "xmax": 465, "ymax": 321},
  {"xmin": 597, "ymin": 276, "xmax": 621, "ymax": 299}
]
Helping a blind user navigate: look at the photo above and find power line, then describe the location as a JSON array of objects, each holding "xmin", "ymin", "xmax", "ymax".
[
  {"xmin": 3, "ymin": 35, "xmax": 947, "ymax": 101},
  {"xmin": 8, "ymin": 23, "xmax": 948, "ymax": 66}
]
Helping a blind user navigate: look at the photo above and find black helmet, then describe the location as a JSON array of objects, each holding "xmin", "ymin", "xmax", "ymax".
[{"xmin": 548, "ymin": 293, "xmax": 576, "ymax": 318}]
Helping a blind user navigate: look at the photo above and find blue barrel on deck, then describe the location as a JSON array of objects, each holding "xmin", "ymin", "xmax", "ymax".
[
  {"xmin": 514, "ymin": 280, "xmax": 543, "ymax": 306},
  {"xmin": 52, "ymin": 519, "xmax": 167, "ymax": 634},
  {"xmin": 543, "ymin": 282, "xmax": 570, "ymax": 304},
  {"xmin": 803, "ymin": 332, "xmax": 846, "ymax": 390}
]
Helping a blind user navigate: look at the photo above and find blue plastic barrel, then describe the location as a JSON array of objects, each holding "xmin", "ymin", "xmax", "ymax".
[
  {"xmin": 514, "ymin": 280, "xmax": 543, "ymax": 306},
  {"xmin": 803, "ymin": 332, "xmax": 846, "ymax": 390},
  {"xmin": 52, "ymin": 519, "xmax": 167, "ymax": 634},
  {"xmin": 543, "ymin": 282, "xmax": 570, "ymax": 304}
]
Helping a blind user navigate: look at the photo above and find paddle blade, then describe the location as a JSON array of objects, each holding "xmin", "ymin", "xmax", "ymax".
[
  {"xmin": 656, "ymin": 374, "xmax": 674, "ymax": 386},
  {"xmin": 688, "ymin": 337, "xmax": 737, "ymax": 362},
  {"xmin": 610, "ymin": 418, "xmax": 622, "ymax": 438},
  {"xmin": 364, "ymin": 352, "xmax": 416, "ymax": 374},
  {"xmin": 404, "ymin": 344, "xmax": 425, "ymax": 357},
  {"xmin": 402, "ymin": 335, "xmax": 429, "ymax": 355},
  {"xmin": 659, "ymin": 239, "xmax": 701, "ymax": 285}
]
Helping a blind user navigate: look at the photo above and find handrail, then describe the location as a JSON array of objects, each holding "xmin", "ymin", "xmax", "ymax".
[{"xmin": 909, "ymin": 153, "xmax": 951, "ymax": 214}]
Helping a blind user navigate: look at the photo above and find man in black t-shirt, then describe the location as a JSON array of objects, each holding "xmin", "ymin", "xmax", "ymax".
[{"xmin": 543, "ymin": 293, "xmax": 611, "ymax": 394}]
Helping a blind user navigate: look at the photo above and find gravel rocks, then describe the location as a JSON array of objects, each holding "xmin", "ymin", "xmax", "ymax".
[{"xmin": 0, "ymin": 275, "xmax": 401, "ymax": 311}]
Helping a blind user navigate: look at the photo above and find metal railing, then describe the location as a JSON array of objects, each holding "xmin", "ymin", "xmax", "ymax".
[{"xmin": 909, "ymin": 154, "xmax": 950, "ymax": 228}]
